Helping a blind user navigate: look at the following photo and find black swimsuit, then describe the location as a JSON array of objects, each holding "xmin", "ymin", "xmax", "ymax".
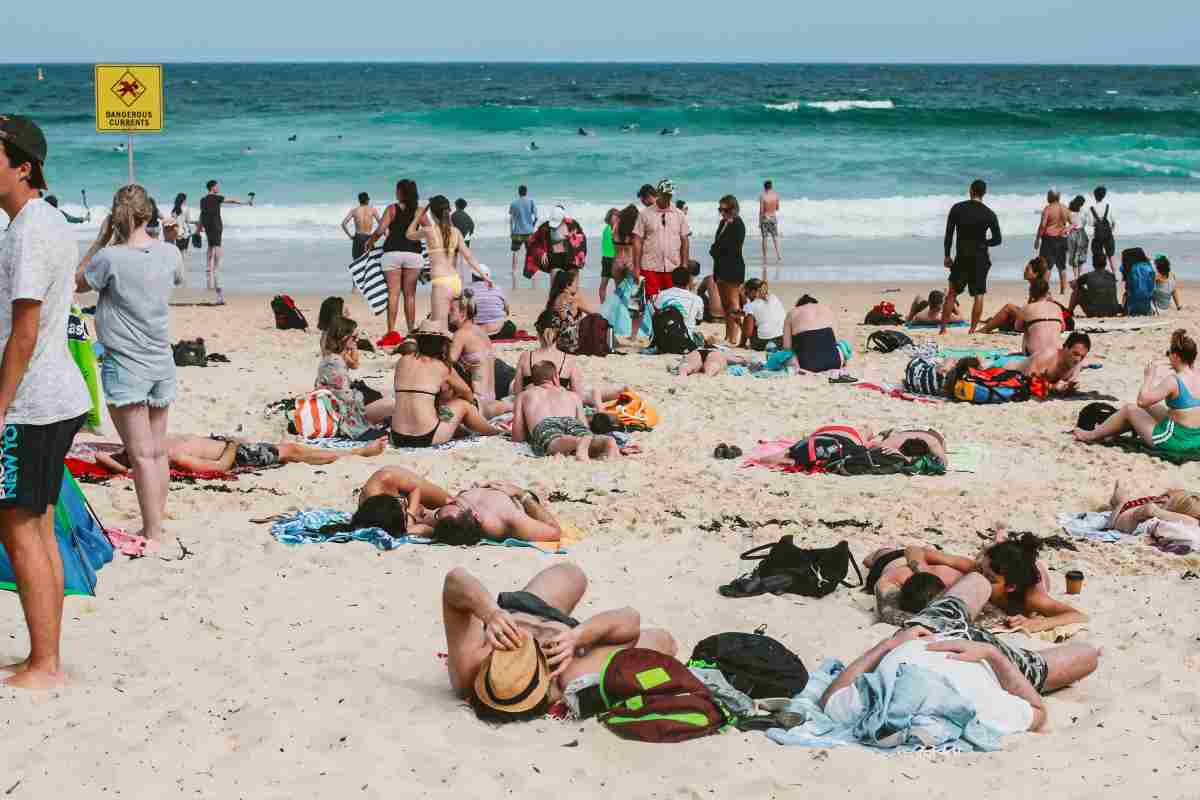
[
  {"xmin": 390, "ymin": 388, "xmax": 440, "ymax": 448},
  {"xmin": 521, "ymin": 354, "xmax": 573, "ymax": 390},
  {"xmin": 791, "ymin": 327, "xmax": 841, "ymax": 372}
]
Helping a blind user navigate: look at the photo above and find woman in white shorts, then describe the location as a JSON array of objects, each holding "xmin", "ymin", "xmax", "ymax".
[{"xmin": 364, "ymin": 178, "xmax": 423, "ymax": 340}]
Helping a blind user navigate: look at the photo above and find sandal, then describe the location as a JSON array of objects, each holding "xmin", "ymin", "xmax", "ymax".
[
  {"xmin": 718, "ymin": 570, "xmax": 794, "ymax": 598},
  {"xmin": 727, "ymin": 445, "xmax": 743, "ymax": 458},
  {"xmin": 714, "ymin": 443, "xmax": 731, "ymax": 459}
]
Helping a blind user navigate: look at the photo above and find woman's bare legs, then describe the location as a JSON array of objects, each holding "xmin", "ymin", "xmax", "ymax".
[
  {"xmin": 678, "ymin": 351, "xmax": 702, "ymax": 377},
  {"xmin": 401, "ymin": 268, "xmax": 420, "ymax": 332},
  {"xmin": 430, "ymin": 278, "xmax": 452, "ymax": 325},
  {"xmin": 977, "ymin": 304, "xmax": 1020, "ymax": 334},
  {"xmin": 109, "ymin": 403, "xmax": 170, "ymax": 540},
  {"xmin": 703, "ymin": 352, "xmax": 727, "ymax": 376},
  {"xmin": 383, "ymin": 269, "xmax": 403, "ymax": 334},
  {"xmin": 717, "ymin": 281, "xmax": 741, "ymax": 344},
  {"xmin": 1073, "ymin": 403, "xmax": 1160, "ymax": 445}
]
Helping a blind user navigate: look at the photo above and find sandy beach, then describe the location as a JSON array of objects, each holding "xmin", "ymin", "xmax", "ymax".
[{"xmin": 3, "ymin": 278, "xmax": 1199, "ymax": 799}]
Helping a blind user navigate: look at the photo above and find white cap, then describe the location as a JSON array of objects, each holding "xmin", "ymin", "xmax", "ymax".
[
  {"xmin": 548, "ymin": 205, "xmax": 566, "ymax": 228},
  {"xmin": 476, "ymin": 263, "xmax": 492, "ymax": 279}
]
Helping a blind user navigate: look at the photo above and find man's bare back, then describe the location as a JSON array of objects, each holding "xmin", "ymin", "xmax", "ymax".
[
  {"xmin": 759, "ymin": 190, "xmax": 780, "ymax": 218},
  {"xmin": 351, "ymin": 205, "xmax": 377, "ymax": 234},
  {"xmin": 518, "ymin": 384, "xmax": 584, "ymax": 430}
]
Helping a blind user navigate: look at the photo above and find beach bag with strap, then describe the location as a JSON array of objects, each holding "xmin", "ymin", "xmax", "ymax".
[
  {"xmin": 603, "ymin": 390, "xmax": 659, "ymax": 431},
  {"xmin": 689, "ymin": 633, "xmax": 808, "ymax": 699},
  {"xmin": 575, "ymin": 313, "xmax": 614, "ymax": 357},
  {"xmin": 597, "ymin": 648, "xmax": 727, "ymax": 743},
  {"xmin": 953, "ymin": 367, "xmax": 1042, "ymax": 404},
  {"xmin": 864, "ymin": 301, "xmax": 903, "ymax": 326},
  {"xmin": 1126, "ymin": 261, "xmax": 1155, "ymax": 316},
  {"xmin": 271, "ymin": 294, "xmax": 309, "ymax": 330},
  {"xmin": 1092, "ymin": 206, "xmax": 1113, "ymax": 246},
  {"xmin": 1077, "ymin": 401, "xmax": 1118, "ymax": 432},
  {"xmin": 723, "ymin": 537, "xmax": 863, "ymax": 599},
  {"xmin": 172, "ymin": 338, "xmax": 207, "ymax": 367},
  {"xmin": 867, "ymin": 329, "xmax": 913, "ymax": 354},
  {"xmin": 903, "ymin": 356, "xmax": 943, "ymax": 396},
  {"xmin": 650, "ymin": 305, "xmax": 696, "ymax": 355},
  {"xmin": 292, "ymin": 389, "xmax": 341, "ymax": 438}
]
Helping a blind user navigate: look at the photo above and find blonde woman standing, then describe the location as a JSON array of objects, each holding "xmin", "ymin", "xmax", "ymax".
[
  {"xmin": 406, "ymin": 194, "xmax": 490, "ymax": 325},
  {"xmin": 76, "ymin": 185, "xmax": 181, "ymax": 540}
]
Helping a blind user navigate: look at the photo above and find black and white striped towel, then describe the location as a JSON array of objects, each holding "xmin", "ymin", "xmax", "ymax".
[{"xmin": 348, "ymin": 248, "xmax": 388, "ymax": 315}]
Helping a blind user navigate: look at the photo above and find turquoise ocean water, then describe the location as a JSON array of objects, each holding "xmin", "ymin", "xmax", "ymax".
[{"xmin": 3, "ymin": 62, "xmax": 1199, "ymax": 290}]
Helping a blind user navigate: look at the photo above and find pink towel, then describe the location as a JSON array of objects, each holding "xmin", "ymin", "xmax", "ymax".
[
  {"xmin": 854, "ymin": 382, "xmax": 943, "ymax": 405},
  {"xmin": 741, "ymin": 438, "xmax": 800, "ymax": 470},
  {"xmin": 105, "ymin": 527, "xmax": 152, "ymax": 557}
]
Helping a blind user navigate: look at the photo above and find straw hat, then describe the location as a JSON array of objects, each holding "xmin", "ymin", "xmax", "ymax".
[
  {"xmin": 473, "ymin": 635, "xmax": 551, "ymax": 714},
  {"xmin": 412, "ymin": 319, "xmax": 451, "ymax": 340}
]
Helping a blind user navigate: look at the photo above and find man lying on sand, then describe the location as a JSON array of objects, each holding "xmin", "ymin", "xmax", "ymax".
[
  {"xmin": 512, "ymin": 361, "xmax": 624, "ymax": 460},
  {"xmin": 442, "ymin": 563, "xmax": 676, "ymax": 720},
  {"xmin": 429, "ymin": 480, "xmax": 564, "ymax": 544},
  {"xmin": 95, "ymin": 434, "xmax": 385, "ymax": 474},
  {"xmin": 1012, "ymin": 331, "xmax": 1092, "ymax": 392},
  {"xmin": 819, "ymin": 572, "xmax": 1100, "ymax": 734}
]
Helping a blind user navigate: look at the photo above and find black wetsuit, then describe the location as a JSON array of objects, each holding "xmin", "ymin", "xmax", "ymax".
[
  {"xmin": 199, "ymin": 194, "xmax": 225, "ymax": 248},
  {"xmin": 944, "ymin": 200, "xmax": 1002, "ymax": 296}
]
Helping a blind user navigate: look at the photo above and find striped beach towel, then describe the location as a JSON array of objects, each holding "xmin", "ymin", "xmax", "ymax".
[{"xmin": 348, "ymin": 248, "xmax": 388, "ymax": 316}]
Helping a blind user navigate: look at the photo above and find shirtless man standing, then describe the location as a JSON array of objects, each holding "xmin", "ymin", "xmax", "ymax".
[
  {"xmin": 758, "ymin": 180, "xmax": 781, "ymax": 273},
  {"xmin": 428, "ymin": 480, "xmax": 564, "ymax": 545},
  {"xmin": 512, "ymin": 361, "xmax": 620, "ymax": 461},
  {"xmin": 1014, "ymin": 331, "xmax": 1091, "ymax": 393},
  {"xmin": 341, "ymin": 192, "xmax": 380, "ymax": 260},
  {"xmin": 442, "ymin": 563, "xmax": 676, "ymax": 719}
]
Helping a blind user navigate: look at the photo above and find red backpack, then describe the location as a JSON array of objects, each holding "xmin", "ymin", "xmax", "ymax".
[
  {"xmin": 271, "ymin": 295, "xmax": 309, "ymax": 331},
  {"xmin": 597, "ymin": 648, "xmax": 728, "ymax": 743}
]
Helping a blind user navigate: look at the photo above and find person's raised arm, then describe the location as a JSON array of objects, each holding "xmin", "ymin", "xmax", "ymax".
[
  {"xmin": 363, "ymin": 205, "xmax": 394, "ymax": 250},
  {"xmin": 1137, "ymin": 366, "xmax": 1174, "ymax": 408},
  {"xmin": 543, "ymin": 606, "xmax": 641, "ymax": 679},
  {"xmin": 406, "ymin": 204, "xmax": 428, "ymax": 242},
  {"xmin": 448, "ymin": 330, "xmax": 467, "ymax": 366},
  {"xmin": 77, "ymin": 214, "xmax": 114, "ymax": 275},
  {"xmin": 442, "ymin": 567, "xmax": 521, "ymax": 694},
  {"xmin": 915, "ymin": 546, "xmax": 976, "ymax": 573},
  {"xmin": 458, "ymin": 240, "xmax": 491, "ymax": 285},
  {"xmin": 506, "ymin": 492, "xmax": 562, "ymax": 542}
]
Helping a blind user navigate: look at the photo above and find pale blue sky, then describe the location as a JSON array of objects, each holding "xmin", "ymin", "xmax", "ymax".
[{"xmin": 3, "ymin": 1, "xmax": 1196, "ymax": 63}]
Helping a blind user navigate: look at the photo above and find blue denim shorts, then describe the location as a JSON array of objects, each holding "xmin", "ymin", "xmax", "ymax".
[{"xmin": 101, "ymin": 358, "xmax": 176, "ymax": 408}]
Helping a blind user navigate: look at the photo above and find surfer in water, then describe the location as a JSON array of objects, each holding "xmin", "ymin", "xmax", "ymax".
[
  {"xmin": 660, "ymin": 128, "xmax": 680, "ymax": 136},
  {"xmin": 528, "ymin": 141, "xmax": 539, "ymax": 151}
]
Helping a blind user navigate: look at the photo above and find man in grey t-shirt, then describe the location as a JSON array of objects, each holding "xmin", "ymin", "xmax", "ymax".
[
  {"xmin": 508, "ymin": 185, "xmax": 537, "ymax": 287},
  {"xmin": 0, "ymin": 115, "xmax": 92, "ymax": 690}
]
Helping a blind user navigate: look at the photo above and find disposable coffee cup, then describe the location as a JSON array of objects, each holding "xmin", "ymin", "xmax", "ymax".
[{"xmin": 1065, "ymin": 570, "xmax": 1084, "ymax": 595}]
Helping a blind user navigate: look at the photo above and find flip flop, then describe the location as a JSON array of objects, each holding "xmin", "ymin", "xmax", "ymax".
[{"xmin": 714, "ymin": 443, "xmax": 731, "ymax": 459}]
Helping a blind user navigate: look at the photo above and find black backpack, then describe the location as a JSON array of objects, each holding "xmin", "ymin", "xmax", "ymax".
[
  {"xmin": 1077, "ymin": 401, "xmax": 1118, "ymax": 432},
  {"xmin": 689, "ymin": 633, "xmax": 808, "ymax": 699},
  {"xmin": 271, "ymin": 294, "xmax": 309, "ymax": 330},
  {"xmin": 720, "ymin": 536, "xmax": 863, "ymax": 599},
  {"xmin": 1092, "ymin": 206, "xmax": 1113, "ymax": 245},
  {"xmin": 172, "ymin": 338, "xmax": 207, "ymax": 367},
  {"xmin": 651, "ymin": 305, "xmax": 696, "ymax": 355},
  {"xmin": 866, "ymin": 330, "xmax": 913, "ymax": 354}
]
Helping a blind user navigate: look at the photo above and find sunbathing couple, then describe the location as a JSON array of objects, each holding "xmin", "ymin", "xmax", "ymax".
[
  {"xmin": 758, "ymin": 424, "xmax": 947, "ymax": 469},
  {"xmin": 441, "ymin": 560, "xmax": 1099, "ymax": 732},
  {"xmin": 904, "ymin": 332, "xmax": 1092, "ymax": 399}
]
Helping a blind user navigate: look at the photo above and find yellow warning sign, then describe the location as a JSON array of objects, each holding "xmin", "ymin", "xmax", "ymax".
[{"xmin": 94, "ymin": 65, "xmax": 163, "ymax": 133}]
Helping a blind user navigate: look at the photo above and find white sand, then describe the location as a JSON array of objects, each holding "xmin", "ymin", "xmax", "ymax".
[{"xmin": 3, "ymin": 280, "xmax": 1199, "ymax": 798}]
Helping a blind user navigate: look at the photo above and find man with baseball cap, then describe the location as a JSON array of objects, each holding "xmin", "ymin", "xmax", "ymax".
[
  {"xmin": 631, "ymin": 178, "xmax": 689, "ymax": 336},
  {"xmin": 0, "ymin": 115, "xmax": 93, "ymax": 689},
  {"xmin": 442, "ymin": 563, "xmax": 676, "ymax": 720}
]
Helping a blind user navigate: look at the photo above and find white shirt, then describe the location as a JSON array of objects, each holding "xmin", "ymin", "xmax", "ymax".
[
  {"xmin": 825, "ymin": 640, "xmax": 1034, "ymax": 736},
  {"xmin": 0, "ymin": 199, "xmax": 92, "ymax": 425},
  {"xmin": 653, "ymin": 287, "xmax": 704, "ymax": 335},
  {"xmin": 745, "ymin": 294, "xmax": 786, "ymax": 339}
]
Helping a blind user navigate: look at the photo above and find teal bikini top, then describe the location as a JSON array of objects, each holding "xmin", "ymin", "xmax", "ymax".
[{"xmin": 1167, "ymin": 376, "xmax": 1200, "ymax": 410}]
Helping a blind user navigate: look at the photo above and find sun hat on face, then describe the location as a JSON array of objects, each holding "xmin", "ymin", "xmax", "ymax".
[
  {"xmin": 473, "ymin": 634, "xmax": 551, "ymax": 715},
  {"xmin": 655, "ymin": 178, "xmax": 675, "ymax": 196}
]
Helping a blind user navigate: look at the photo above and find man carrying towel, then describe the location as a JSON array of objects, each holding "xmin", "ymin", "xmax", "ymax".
[
  {"xmin": 0, "ymin": 116, "xmax": 93, "ymax": 689},
  {"xmin": 442, "ymin": 563, "xmax": 676, "ymax": 720}
]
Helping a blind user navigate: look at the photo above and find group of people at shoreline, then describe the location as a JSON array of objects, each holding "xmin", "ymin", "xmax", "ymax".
[{"xmin": 0, "ymin": 111, "xmax": 1188, "ymax": 753}]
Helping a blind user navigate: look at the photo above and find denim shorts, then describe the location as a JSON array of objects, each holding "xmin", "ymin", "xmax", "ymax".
[{"xmin": 101, "ymin": 358, "xmax": 176, "ymax": 408}]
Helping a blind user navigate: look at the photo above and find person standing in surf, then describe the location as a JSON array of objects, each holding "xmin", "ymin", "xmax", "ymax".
[
  {"xmin": 362, "ymin": 179, "xmax": 421, "ymax": 344},
  {"xmin": 758, "ymin": 180, "xmax": 782, "ymax": 273},
  {"xmin": 197, "ymin": 180, "xmax": 248, "ymax": 306},
  {"xmin": 509, "ymin": 185, "xmax": 537, "ymax": 288},
  {"xmin": 942, "ymin": 179, "xmax": 1002, "ymax": 334},
  {"xmin": 341, "ymin": 192, "xmax": 380, "ymax": 261}
]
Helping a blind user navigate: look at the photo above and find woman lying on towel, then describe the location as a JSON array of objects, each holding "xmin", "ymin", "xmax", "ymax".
[
  {"xmin": 1073, "ymin": 328, "xmax": 1200, "ymax": 454},
  {"xmin": 1103, "ymin": 479, "xmax": 1200, "ymax": 533},
  {"xmin": 756, "ymin": 424, "xmax": 947, "ymax": 468},
  {"xmin": 783, "ymin": 294, "xmax": 844, "ymax": 373}
]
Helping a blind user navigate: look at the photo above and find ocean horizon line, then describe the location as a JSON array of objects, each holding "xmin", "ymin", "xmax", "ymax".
[{"xmin": 5, "ymin": 59, "xmax": 1200, "ymax": 67}]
